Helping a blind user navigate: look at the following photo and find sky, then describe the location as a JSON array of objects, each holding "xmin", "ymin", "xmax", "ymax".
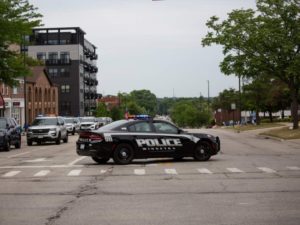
[{"xmin": 29, "ymin": 0, "xmax": 256, "ymax": 98}]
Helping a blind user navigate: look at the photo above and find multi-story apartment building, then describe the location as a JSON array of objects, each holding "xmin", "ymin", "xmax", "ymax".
[{"xmin": 26, "ymin": 27, "xmax": 99, "ymax": 116}]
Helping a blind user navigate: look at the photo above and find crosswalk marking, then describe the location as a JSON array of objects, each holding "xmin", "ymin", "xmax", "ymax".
[
  {"xmin": 34, "ymin": 170, "xmax": 50, "ymax": 177},
  {"xmin": 100, "ymin": 169, "xmax": 107, "ymax": 174},
  {"xmin": 197, "ymin": 168, "xmax": 213, "ymax": 174},
  {"xmin": 227, "ymin": 168, "xmax": 244, "ymax": 173},
  {"xmin": 134, "ymin": 169, "xmax": 146, "ymax": 175},
  {"xmin": 165, "ymin": 168, "xmax": 177, "ymax": 175},
  {"xmin": 68, "ymin": 169, "xmax": 82, "ymax": 176},
  {"xmin": 2, "ymin": 171, "xmax": 21, "ymax": 177},
  {"xmin": 257, "ymin": 167, "xmax": 276, "ymax": 173},
  {"xmin": 286, "ymin": 166, "xmax": 300, "ymax": 170}
]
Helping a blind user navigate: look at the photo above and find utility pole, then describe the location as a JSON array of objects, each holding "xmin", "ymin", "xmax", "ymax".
[{"xmin": 207, "ymin": 80, "xmax": 210, "ymax": 108}]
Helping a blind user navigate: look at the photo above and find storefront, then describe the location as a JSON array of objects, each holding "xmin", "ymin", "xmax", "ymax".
[{"xmin": 4, "ymin": 98, "xmax": 25, "ymax": 126}]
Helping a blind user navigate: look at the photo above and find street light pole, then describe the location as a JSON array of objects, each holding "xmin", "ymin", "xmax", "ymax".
[{"xmin": 207, "ymin": 80, "xmax": 210, "ymax": 109}]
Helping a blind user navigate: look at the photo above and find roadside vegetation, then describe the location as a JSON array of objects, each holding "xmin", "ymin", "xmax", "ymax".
[{"xmin": 260, "ymin": 126, "xmax": 300, "ymax": 140}]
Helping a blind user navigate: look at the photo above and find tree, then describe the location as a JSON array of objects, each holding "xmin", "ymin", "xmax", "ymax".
[
  {"xmin": 0, "ymin": 0, "xmax": 42, "ymax": 86},
  {"xmin": 202, "ymin": 0, "xmax": 300, "ymax": 129},
  {"xmin": 130, "ymin": 90, "xmax": 157, "ymax": 116},
  {"xmin": 95, "ymin": 102, "xmax": 110, "ymax": 117}
]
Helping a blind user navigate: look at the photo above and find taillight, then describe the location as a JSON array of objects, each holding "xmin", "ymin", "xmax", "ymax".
[{"xmin": 79, "ymin": 132, "xmax": 103, "ymax": 141}]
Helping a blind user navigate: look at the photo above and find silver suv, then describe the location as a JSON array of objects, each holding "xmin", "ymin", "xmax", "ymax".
[{"xmin": 26, "ymin": 116, "xmax": 68, "ymax": 145}]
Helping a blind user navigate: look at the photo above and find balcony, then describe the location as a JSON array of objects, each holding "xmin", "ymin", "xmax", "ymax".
[{"xmin": 46, "ymin": 59, "xmax": 71, "ymax": 65}]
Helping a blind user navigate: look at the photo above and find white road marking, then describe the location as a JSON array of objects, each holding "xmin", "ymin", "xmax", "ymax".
[
  {"xmin": 257, "ymin": 167, "xmax": 276, "ymax": 173},
  {"xmin": 100, "ymin": 170, "xmax": 107, "ymax": 174},
  {"xmin": 68, "ymin": 156, "xmax": 87, "ymax": 166},
  {"xmin": 24, "ymin": 158, "xmax": 48, "ymax": 163},
  {"xmin": 197, "ymin": 168, "xmax": 213, "ymax": 174},
  {"xmin": 0, "ymin": 165, "xmax": 83, "ymax": 169},
  {"xmin": 68, "ymin": 169, "xmax": 82, "ymax": 176},
  {"xmin": 8, "ymin": 152, "xmax": 30, "ymax": 158},
  {"xmin": 165, "ymin": 168, "xmax": 177, "ymax": 175},
  {"xmin": 134, "ymin": 169, "xmax": 146, "ymax": 175},
  {"xmin": 227, "ymin": 168, "xmax": 244, "ymax": 173},
  {"xmin": 286, "ymin": 166, "xmax": 300, "ymax": 170},
  {"xmin": 2, "ymin": 171, "xmax": 21, "ymax": 177},
  {"xmin": 34, "ymin": 170, "xmax": 50, "ymax": 177}
]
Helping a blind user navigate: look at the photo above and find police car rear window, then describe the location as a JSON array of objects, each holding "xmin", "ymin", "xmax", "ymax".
[{"xmin": 128, "ymin": 122, "xmax": 151, "ymax": 132}]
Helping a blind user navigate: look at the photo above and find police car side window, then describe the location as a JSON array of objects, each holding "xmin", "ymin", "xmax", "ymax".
[
  {"xmin": 129, "ymin": 122, "xmax": 151, "ymax": 132},
  {"xmin": 153, "ymin": 122, "xmax": 178, "ymax": 134}
]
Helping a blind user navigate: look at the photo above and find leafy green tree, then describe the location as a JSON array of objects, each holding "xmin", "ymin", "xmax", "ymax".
[
  {"xmin": 0, "ymin": 0, "xmax": 42, "ymax": 86},
  {"xmin": 95, "ymin": 102, "xmax": 110, "ymax": 117},
  {"xmin": 202, "ymin": 0, "xmax": 300, "ymax": 129},
  {"xmin": 170, "ymin": 101, "xmax": 211, "ymax": 128},
  {"xmin": 130, "ymin": 90, "xmax": 157, "ymax": 116}
]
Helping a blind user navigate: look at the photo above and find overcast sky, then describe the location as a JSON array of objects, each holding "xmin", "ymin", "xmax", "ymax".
[{"xmin": 29, "ymin": 0, "xmax": 256, "ymax": 98}]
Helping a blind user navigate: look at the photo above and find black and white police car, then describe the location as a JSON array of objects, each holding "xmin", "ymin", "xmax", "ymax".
[{"xmin": 76, "ymin": 116, "xmax": 220, "ymax": 165}]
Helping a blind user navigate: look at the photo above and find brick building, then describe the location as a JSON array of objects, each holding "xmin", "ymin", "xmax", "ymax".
[
  {"xmin": 98, "ymin": 95, "xmax": 120, "ymax": 110},
  {"xmin": 25, "ymin": 66, "xmax": 59, "ymax": 124}
]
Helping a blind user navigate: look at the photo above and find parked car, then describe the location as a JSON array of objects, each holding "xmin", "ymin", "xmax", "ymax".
[
  {"xmin": 0, "ymin": 117, "xmax": 21, "ymax": 151},
  {"xmin": 64, "ymin": 117, "xmax": 80, "ymax": 135},
  {"xmin": 26, "ymin": 116, "xmax": 68, "ymax": 145},
  {"xmin": 79, "ymin": 117, "xmax": 98, "ymax": 131},
  {"xmin": 95, "ymin": 117, "xmax": 112, "ymax": 127}
]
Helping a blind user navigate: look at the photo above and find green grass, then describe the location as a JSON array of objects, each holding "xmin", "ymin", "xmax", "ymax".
[
  {"xmin": 260, "ymin": 127, "xmax": 300, "ymax": 140},
  {"xmin": 227, "ymin": 123, "xmax": 285, "ymax": 132}
]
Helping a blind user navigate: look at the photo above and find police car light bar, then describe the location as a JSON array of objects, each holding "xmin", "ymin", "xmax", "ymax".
[{"xmin": 126, "ymin": 114, "xmax": 151, "ymax": 120}]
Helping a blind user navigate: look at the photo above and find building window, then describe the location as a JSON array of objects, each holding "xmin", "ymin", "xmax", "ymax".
[
  {"xmin": 48, "ymin": 52, "xmax": 58, "ymax": 64},
  {"xmin": 48, "ymin": 68, "xmax": 58, "ymax": 77},
  {"xmin": 13, "ymin": 87, "xmax": 18, "ymax": 94},
  {"xmin": 60, "ymin": 68, "xmax": 69, "ymax": 77},
  {"xmin": 48, "ymin": 39, "xmax": 58, "ymax": 45},
  {"xmin": 61, "ymin": 101, "xmax": 71, "ymax": 115},
  {"xmin": 60, "ymin": 52, "xmax": 70, "ymax": 64},
  {"xmin": 61, "ymin": 85, "xmax": 70, "ymax": 93},
  {"xmin": 37, "ymin": 52, "xmax": 46, "ymax": 61}
]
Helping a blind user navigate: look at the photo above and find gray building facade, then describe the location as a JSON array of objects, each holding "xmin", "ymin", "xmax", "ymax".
[{"xmin": 27, "ymin": 27, "xmax": 99, "ymax": 116}]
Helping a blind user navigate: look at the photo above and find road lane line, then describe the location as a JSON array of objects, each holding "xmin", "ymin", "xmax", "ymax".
[
  {"xmin": 257, "ymin": 167, "xmax": 276, "ymax": 173},
  {"xmin": 2, "ymin": 171, "xmax": 21, "ymax": 177},
  {"xmin": 68, "ymin": 169, "xmax": 82, "ymax": 176},
  {"xmin": 134, "ymin": 169, "xmax": 146, "ymax": 175},
  {"xmin": 34, "ymin": 170, "xmax": 50, "ymax": 177},
  {"xmin": 165, "ymin": 168, "xmax": 177, "ymax": 175},
  {"xmin": 0, "ymin": 165, "xmax": 84, "ymax": 169},
  {"xmin": 24, "ymin": 158, "xmax": 48, "ymax": 163},
  {"xmin": 286, "ymin": 166, "xmax": 300, "ymax": 170},
  {"xmin": 68, "ymin": 156, "xmax": 87, "ymax": 166},
  {"xmin": 197, "ymin": 168, "xmax": 213, "ymax": 174},
  {"xmin": 227, "ymin": 168, "xmax": 244, "ymax": 173}
]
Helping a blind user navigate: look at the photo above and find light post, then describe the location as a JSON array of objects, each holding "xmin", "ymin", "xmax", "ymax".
[{"xmin": 231, "ymin": 103, "xmax": 236, "ymax": 127}]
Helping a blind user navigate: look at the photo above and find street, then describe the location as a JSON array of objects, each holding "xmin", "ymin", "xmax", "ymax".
[{"xmin": 0, "ymin": 129, "xmax": 299, "ymax": 225}]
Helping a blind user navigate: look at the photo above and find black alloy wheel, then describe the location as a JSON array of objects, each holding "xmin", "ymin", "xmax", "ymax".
[
  {"xmin": 113, "ymin": 143, "xmax": 134, "ymax": 165},
  {"xmin": 63, "ymin": 134, "xmax": 68, "ymax": 143},
  {"xmin": 4, "ymin": 140, "xmax": 10, "ymax": 151},
  {"xmin": 92, "ymin": 156, "xmax": 110, "ymax": 164},
  {"xmin": 27, "ymin": 140, "xmax": 32, "ymax": 146},
  {"xmin": 56, "ymin": 133, "xmax": 61, "ymax": 145},
  {"xmin": 194, "ymin": 142, "xmax": 211, "ymax": 161}
]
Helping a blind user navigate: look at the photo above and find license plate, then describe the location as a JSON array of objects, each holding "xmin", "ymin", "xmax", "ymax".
[
  {"xmin": 38, "ymin": 136, "xmax": 43, "ymax": 139},
  {"xmin": 80, "ymin": 144, "xmax": 85, "ymax": 150}
]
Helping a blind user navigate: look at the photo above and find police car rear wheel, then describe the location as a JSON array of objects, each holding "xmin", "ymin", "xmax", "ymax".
[
  {"xmin": 113, "ymin": 144, "xmax": 134, "ymax": 165},
  {"xmin": 194, "ymin": 142, "xmax": 211, "ymax": 161},
  {"xmin": 92, "ymin": 157, "xmax": 110, "ymax": 164}
]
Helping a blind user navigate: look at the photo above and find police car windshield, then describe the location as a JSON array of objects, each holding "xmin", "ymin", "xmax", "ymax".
[
  {"xmin": 97, "ymin": 120, "xmax": 127, "ymax": 131},
  {"xmin": 32, "ymin": 118, "xmax": 57, "ymax": 126}
]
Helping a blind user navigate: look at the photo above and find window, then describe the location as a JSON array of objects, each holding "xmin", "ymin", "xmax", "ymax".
[
  {"xmin": 153, "ymin": 122, "xmax": 178, "ymax": 134},
  {"xmin": 61, "ymin": 85, "xmax": 70, "ymax": 93},
  {"xmin": 48, "ymin": 39, "xmax": 58, "ymax": 45},
  {"xmin": 37, "ymin": 52, "xmax": 46, "ymax": 61},
  {"xmin": 13, "ymin": 87, "xmax": 18, "ymax": 94},
  {"xmin": 48, "ymin": 52, "xmax": 58, "ymax": 64},
  {"xmin": 128, "ymin": 122, "xmax": 152, "ymax": 132},
  {"xmin": 48, "ymin": 68, "xmax": 58, "ymax": 77},
  {"xmin": 60, "ymin": 52, "xmax": 70, "ymax": 64},
  {"xmin": 60, "ymin": 68, "xmax": 69, "ymax": 77}
]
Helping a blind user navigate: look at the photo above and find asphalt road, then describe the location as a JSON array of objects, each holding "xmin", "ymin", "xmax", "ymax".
[{"xmin": 0, "ymin": 129, "xmax": 299, "ymax": 225}]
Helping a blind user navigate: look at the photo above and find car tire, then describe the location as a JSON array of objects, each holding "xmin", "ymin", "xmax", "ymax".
[
  {"xmin": 173, "ymin": 156, "xmax": 184, "ymax": 161},
  {"xmin": 27, "ymin": 140, "xmax": 32, "ymax": 146},
  {"xmin": 193, "ymin": 142, "xmax": 211, "ymax": 161},
  {"xmin": 15, "ymin": 140, "xmax": 21, "ymax": 149},
  {"xmin": 4, "ymin": 141, "xmax": 10, "ymax": 151},
  {"xmin": 72, "ymin": 128, "xmax": 75, "ymax": 135},
  {"xmin": 56, "ymin": 133, "xmax": 61, "ymax": 145},
  {"xmin": 92, "ymin": 156, "xmax": 110, "ymax": 164},
  {"xmin": 113, "ymin": 143, "xmax": 134, "ymax": 165},
  {"xmin": 63, "ymin": 134, "xmax": 68, "ymax": 143}
]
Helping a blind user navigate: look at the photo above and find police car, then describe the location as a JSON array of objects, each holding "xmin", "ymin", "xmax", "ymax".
[{"xmin": 76, "ymin": 116, "xmax": 220, "ymax": 165}]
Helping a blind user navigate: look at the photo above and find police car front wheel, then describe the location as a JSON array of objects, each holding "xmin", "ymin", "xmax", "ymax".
[
  {"xmin": 194, "ymin": 142, "xmax": 211, "ymax": 161},
  {"xmin": 113, "ymin": 143, "xmax": 134, "ymax": 165}
]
